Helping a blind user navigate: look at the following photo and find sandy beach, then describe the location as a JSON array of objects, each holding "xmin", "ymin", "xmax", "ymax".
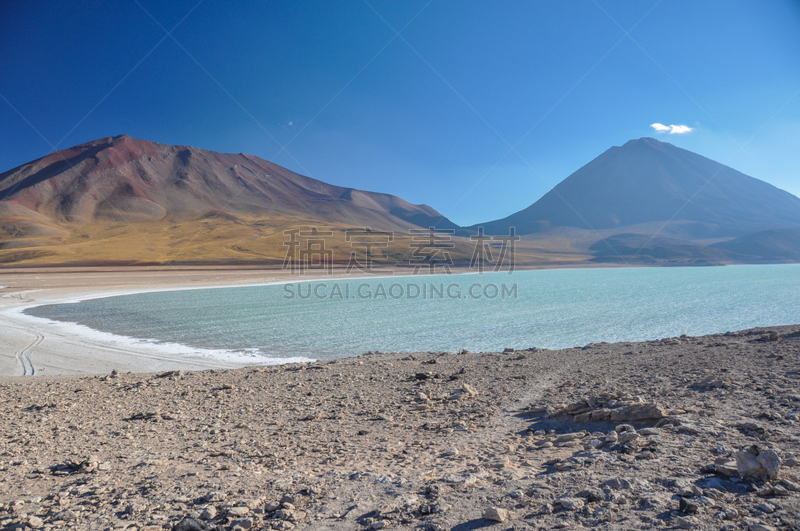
[{"xmin": 0, "ymin": 267, "xmax": 363, "ymax": 377}]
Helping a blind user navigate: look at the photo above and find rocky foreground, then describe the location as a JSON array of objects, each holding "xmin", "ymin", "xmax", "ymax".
[{"xmin": 1, "ymin": 326, "xmax": 799, "ymax": 531}]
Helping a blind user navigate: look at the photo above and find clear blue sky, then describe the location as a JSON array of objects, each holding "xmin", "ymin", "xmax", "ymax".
[{"xmin": 1, "ymin": 0, "xmax": 798, "ymax": 226}]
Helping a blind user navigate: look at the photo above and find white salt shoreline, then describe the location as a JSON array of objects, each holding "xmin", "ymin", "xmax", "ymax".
[
  {"xmin": 0, "ymin": 267, "xmax": 461, "ymax": 377},
  {"xmin": 0, "ymin": 270, "xmax": 307, "ymax": 377}
]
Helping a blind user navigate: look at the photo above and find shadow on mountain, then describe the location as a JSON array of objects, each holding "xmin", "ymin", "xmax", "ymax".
[
  {"xmin": 710, "ymin": 229, "xmax": 800, "ymax": 262},
  {"xmin": 589, "ymin": 233, "xmax": 731, "ymax": 265}
]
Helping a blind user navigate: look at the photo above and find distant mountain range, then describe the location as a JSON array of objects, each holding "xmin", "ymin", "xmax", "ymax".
[
  {"xmin": 468, "ymin": 137, "xmax": 800, "ymax": 264},
  {"xmin": 1, "ymin": 135, "xmax": 798, "ymax": 266}
]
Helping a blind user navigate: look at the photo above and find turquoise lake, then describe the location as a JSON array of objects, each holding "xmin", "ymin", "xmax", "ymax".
[{"xmin": 25, "ymin": 264, "xmax": 800, "ymax": 363}]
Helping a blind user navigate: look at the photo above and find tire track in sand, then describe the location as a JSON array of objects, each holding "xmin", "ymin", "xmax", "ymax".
[{"xmin": 14, "ymin": 333, "xmax": 42, "ymax": 376}]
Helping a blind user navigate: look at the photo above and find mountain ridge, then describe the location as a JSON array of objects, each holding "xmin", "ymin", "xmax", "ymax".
[
  {"xmin": 468, "ymin": 137, "xmax": 800, "ymax": 238},
  {"xmin": 2, "ymin": 135, "xmax": 799, "ymax": 266},
  {"xmin": 0, "ymin": 134, "xmax": 458, "ymax": 231}
]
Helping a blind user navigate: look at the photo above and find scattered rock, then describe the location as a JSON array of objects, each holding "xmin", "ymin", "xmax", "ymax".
[
  {"xmin": 231, "ymin": 518, "xmax": 254, "ymax": 530},
  {"xmin": 638, "ymin": 427, "xmax": 661, "ymax": 436},
  {"xmin": 756, "ymin": 502, "xmax": 775, "ymax": 514},
  {"xmin": 577, "ymin": 488, "xmax": 604, "ymax": 503},
  {"xmin": 173, "ymin": 518, "xmax": 209, "ymax": 531},
  {"xmin": 199, "ymin": 506, "xmax": 217, "ymax": 520},
  {"xmin": 483, "ymin": 507, "xmax": 510, "ymax": 522},
  {"xmin": 610, "ymin": 403, "xmax": 668, "ymax": 422},
  {"xmin": 554, "ymin": 432, "xmax": 581, "ymax": 442},
  {"xmin": 227, "ymin": 506, "xmax": 250, "ymax": 517},
  {"xmin": 736, "ymin": 445, "xmax": 781, "ymax": 480},
  {"xmin": 679, "ymin": 497, "xmax": 699, "ymax": 514},
  {"xmin": 558, "ymin": 497, "xmax": 584, "ymax": 511},
  {"xmin": 602, "ymin": 478, "xmax": 632, "ymax": 490},
  {"xmin": 445, "ymin": 470, "xmax": 488, "ymax": 486}
]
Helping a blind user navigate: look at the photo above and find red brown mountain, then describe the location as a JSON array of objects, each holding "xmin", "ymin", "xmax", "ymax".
[
  {"xmin": 0, "ymin": 135, "xmax": 463, "ymax": 265},
  {"xmin": 0, "ymin": 134, "xmax": 456, "ymax": 230}
]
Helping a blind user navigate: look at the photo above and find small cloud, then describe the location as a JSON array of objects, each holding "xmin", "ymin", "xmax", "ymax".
[
  {"xmin": 288, "ymin": 121, "xmax": 294, "ymax": 127},
  {"xmin": 669, "ymin": 124, "xmax": 693, "ymax": 134},
  {"xmin": 650, "ymin": 123, "xmax": 693, "ymax": 134}
]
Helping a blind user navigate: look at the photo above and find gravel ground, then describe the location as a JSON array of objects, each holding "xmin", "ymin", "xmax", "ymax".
[{"xmin": 1, "ymin": 325, "xmax": 799, "ymax": 530}]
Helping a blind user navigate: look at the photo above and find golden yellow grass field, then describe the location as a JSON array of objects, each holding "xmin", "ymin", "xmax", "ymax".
[{"xmin": 0, "ymin": 215, "xmax": 590, "ymax": 267}]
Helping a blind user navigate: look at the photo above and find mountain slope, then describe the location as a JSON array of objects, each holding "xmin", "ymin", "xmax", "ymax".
[
  {"xmin": 471, "ymin": 137, "xmax": 800, "ymax": 238},
  {"xmin": 0, "ymin": 135, "xmax": 461, "ymax": 265},
  {"xmin": 710, "ymin": 228, "xmax": 800, "ymax": 263},
  {"xmin": 2, "ymin": 135, "xmax": 798, "ymax": 267},
  {"xmin": 0, "ymin": 134, "xmax": 457, "ymax": 230}
]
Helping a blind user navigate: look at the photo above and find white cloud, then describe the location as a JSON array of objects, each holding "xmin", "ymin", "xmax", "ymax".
[
  {"xmin": 669, "ymin": 124, "xmax": 693, "ymax": 134},
  {"xmin": 650, "ymin": 123, "xmax": 693, "ymax": 134}
]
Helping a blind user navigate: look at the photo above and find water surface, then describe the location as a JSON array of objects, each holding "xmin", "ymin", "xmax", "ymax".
[{"xmin": 26, "ymin": 264, "xmax": 800, "ymax": 362}]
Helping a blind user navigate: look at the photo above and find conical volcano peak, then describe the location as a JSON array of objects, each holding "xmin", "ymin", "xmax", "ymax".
[{"xmin": 470, "ymin": 138, "xmax": 800, "ymax": 238}]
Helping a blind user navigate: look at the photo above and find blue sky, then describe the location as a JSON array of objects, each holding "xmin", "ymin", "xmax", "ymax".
[{"xmin": 1, "ymin": 0, "xmax": 798, "ymax": 226}]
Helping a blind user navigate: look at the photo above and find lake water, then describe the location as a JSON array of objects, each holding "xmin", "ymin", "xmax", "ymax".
[{"xmin": 25, "ymin": 264, "xmax": 800, "ymax": 364}]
